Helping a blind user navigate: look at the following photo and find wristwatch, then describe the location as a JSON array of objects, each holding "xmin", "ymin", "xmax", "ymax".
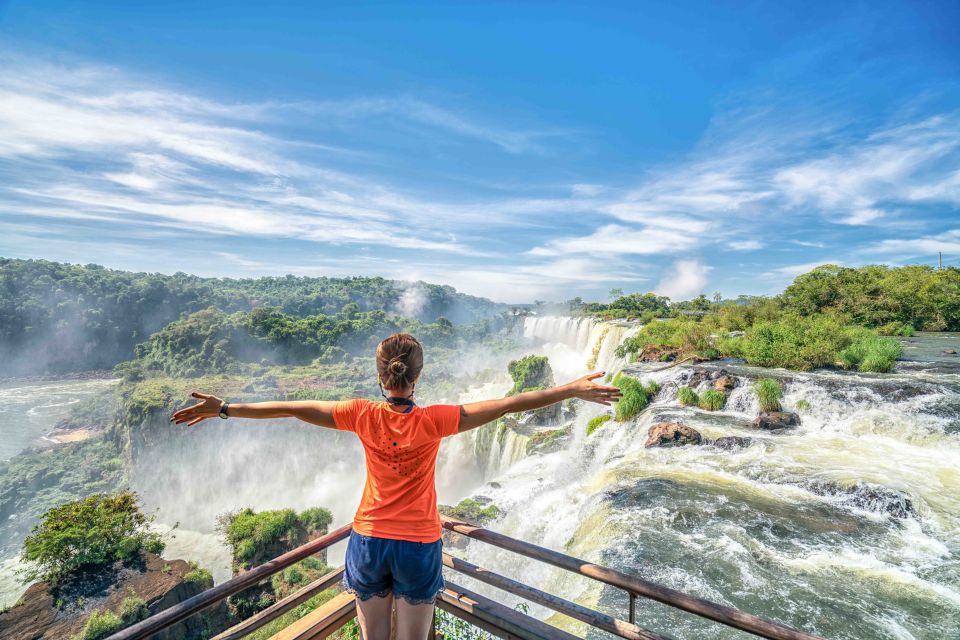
[{"xmin": 218, "ymin": 401, "xmax": 230, "ymax": 419}]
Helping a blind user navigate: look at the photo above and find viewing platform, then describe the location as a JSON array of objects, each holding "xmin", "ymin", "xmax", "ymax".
[{"xmin": 103, "ymin": 516, "xmax": 826, "ymax": 640}]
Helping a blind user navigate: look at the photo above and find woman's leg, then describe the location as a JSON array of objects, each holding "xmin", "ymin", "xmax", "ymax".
[
  {"xmin": 356, "ymin": 593, "xmax": 394, "ymax": 640},
  {"xmin": 394, "ymin": 598, "xmax": 434, "ymax": 640}
]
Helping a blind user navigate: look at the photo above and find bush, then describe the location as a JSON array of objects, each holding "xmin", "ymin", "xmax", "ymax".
[
  {"xmin": 20, "ymin": 491, "xmax": 164, "ymax": 586},
  {"xmin": 298, "ymin": 507, "xmax": 333, "ymax": 534},
  {"xmin": 222, "ymin": 508, "xmax": 299, "ymax": 564},
  {"xmin": 439, "ymin": 499, "xmax": 501, "ymax": 525},
  {"xmin": 79, "ymin": 609, "xmax": 123, "ymax": 640},
  {"xmin": 877, "ymin": 321, "xmax": 915, "ymax": 337},
  {"xmin": 612, "ymin": 373, "xmax": 649, "ymax": 421},
  {"xmin": 839, "ymin": 334, "xmax": 903, "ymax": 373},
  {"xmin": 698, "ymin": 390, "xmax": 726, "ymax": 411},
  {"xmin": 586, "ymin": 415, "xmax": 612, "ymax": 436},
  {"xmin": 506, "ymin": 355, "xmax": 554, "ymax": 396},
  {"xmin": 184, "ymin": 562, "xmax": 214, "ymax": 588},
  {"xmin": 120, "ymin": 594, "xmax": 149, "ymax": 625},
  {"xmin": 677, "ymin": 387, "xmax": 699, "ymax": 406},
  {"xmin": 753, "ymin": 378, "xmax": 783, "ymax": 412}
]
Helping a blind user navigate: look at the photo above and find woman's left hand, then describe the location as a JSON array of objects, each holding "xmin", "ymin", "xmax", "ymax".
[
  {"xmin": 565, "ymin": 372, "xmax": 622, "ymax": 406},
  {"xmin": 171, "ymin": 391, "xmax": 224, "ymax": 427}
]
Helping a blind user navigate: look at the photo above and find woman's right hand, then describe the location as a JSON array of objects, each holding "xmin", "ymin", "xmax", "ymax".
[{"xmin": 171, "ymin": 391, "xmax": 224, "ymax": 427}]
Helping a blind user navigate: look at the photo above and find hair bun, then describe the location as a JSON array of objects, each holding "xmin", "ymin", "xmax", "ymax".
[{"xmin": 388, "ymin": 359, "xmax": 408, "ymax": 375}]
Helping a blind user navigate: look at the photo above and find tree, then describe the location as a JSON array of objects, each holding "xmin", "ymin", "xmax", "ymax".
[{"xmin": 609, "ymin": 288, "xmax": 624, "ymax": 301}]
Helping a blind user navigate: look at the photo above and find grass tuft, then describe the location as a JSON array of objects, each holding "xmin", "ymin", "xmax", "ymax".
[{"xmin": 753, "ymin": 378, "xmax": 783, "ymax": 412}]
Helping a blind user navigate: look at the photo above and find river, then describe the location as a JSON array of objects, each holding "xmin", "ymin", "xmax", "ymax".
[{"xmin": 1, "ymin": 321, "xmax": 958, "ymax": 638}]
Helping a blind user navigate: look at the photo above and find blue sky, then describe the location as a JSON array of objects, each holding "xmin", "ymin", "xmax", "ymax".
[{"xmin": 0, "ymin": 1, "xmax": 958, "ymax": 303}]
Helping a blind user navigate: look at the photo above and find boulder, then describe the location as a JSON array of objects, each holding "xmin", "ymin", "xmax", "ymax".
[
  {"xmin": 711, "ymin": 436, "xmax": 753, "ymax": 450},
  {"xmin": 713, "ymin": 375, "xmax": 737, "ymax": 392},
  {"xmin": 752, "ymin": 411, "xmax": 801, "ymax": 430},
  {"xmin": 645, "ymin": 422, "xmax": 703, "ymax": 448},
  {"xmin": 944, "ymin": 349, "xmax": 957, "ymax": 355}
]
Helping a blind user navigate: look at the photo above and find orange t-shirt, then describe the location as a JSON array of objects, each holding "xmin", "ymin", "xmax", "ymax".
[{"xmin": 332, "ymin": 399, "xmax": 461, "ymax": 543}]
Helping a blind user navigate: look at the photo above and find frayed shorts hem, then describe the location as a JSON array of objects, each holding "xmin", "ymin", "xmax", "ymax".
[{"xmin": 341, "ymin": 579, "xmax": 443, "ymax": 605}]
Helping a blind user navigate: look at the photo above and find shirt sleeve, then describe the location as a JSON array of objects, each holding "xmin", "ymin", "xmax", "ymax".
[
  {"xmin": 331, "ymin": 398, "xmax": 366, "ymax": 432},
  {"xmin": 426, "ymin": 404, "xmax": 462, "ymax": 438}
]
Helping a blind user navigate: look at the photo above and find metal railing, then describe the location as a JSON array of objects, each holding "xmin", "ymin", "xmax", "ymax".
[{"xmin": 104, "ymin": 517, "xmax": 826, "ymax": 640}]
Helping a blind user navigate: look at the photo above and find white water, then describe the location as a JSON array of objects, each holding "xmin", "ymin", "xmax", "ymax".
[{"xmin": 445, "ymin": 318, "xmax": 960, "ymax": 639}]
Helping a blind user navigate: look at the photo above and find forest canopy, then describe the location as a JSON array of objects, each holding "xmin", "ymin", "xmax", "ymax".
[{"xmin": 0, "ymin": 258, "xmax": 507, "ymax": 376}]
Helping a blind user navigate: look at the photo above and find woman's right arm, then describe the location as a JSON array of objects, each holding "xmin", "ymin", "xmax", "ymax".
[{"xmin": 170, "ymin": 392, "xmax": 339, "ymax": 428}]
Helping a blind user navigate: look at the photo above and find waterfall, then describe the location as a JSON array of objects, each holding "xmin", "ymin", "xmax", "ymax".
[{"xmin": 522, "ymin": 316, "xmax": 639, "ymax": 379}]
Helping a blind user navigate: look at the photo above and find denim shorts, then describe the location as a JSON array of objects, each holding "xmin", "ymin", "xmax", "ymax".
[{"xmin": 342, "ymin": 530, "xmax": 444, "ymax": 605}]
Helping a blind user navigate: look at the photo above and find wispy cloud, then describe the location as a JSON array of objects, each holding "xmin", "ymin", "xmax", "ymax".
[{"xmin": 655, "ymin": 260, "xmax": 711, "ymax": 299}]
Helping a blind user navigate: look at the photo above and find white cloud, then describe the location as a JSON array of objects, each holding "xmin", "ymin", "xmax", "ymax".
[
  {"xmin": 654, "ymin": 260, "xmax": 711, "ymax": 300},
  {"xmin": 730, "ymin": 240, "xmax": 763, "ymax": 251},
  {"xmin": 767, "ymin": 260, "xmax": 842, "ymax": 277},
  {"xmin": 859, "ymin": 229, "xmax": 960, "ymax": 259},
  {"xmin": 530, "ymin": 224, "xmax": 701, "ymax": 257}
]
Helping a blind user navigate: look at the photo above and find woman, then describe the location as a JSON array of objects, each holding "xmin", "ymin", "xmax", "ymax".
[{"xmin": 170, "ymin": 332, "xmax": 621, "ymax": 640}]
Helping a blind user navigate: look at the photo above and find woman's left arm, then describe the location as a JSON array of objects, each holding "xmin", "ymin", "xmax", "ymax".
[
  {"xmin": 456, "ymin": 372, "xmax": 621, "ymax": 433},
  {"xmin": 170, "ymin": 392, "xmax": 339, "ymax": 428}
]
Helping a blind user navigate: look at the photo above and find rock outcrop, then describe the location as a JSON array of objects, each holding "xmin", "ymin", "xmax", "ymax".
[
  {"xmin": 0, "ymin": 552, "xmax": 225, "ymax": 640},
  {"xmin": 645, "ymin": 422, "xmax": 703, "ymax": 448},
  {"xmin": 710, "ymin": 436, "xmax": 753, "ymax": 450},
  {"xmin": 752, "ymin": 411, "xmax": 801, "ymax": 430}
]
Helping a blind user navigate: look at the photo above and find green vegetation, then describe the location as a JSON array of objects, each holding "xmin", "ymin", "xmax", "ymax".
[
  {"xmin": 271, "ymin": 556, "xmax": 329, "ymax": 599},
  {"xmin": 839, "ymin": 334, "xmax": 904, "ymax": 373},
  {"xmin": 617, "ymin": 314, "xmax": 903, "ymax": 373},
  {"xmin": 0, "ymin": 437, "xmax": 126, "ymax": 548},
  {"xmin": 794, "ymin": 399, "xmax": 811, "ymax": 411},
  {"xmin": 603, "ymin": 264, "xmax": 960, "ymax": 373},
  {"xmin": 611, "ymin": 373, "xmax": 660, "ymax": 422},
  {"xmin": 438, "ymin": 498, "xmax": 501, "ymax": 525},
  {"xmin": 20, "ymin": 491, "xmax": 164, "ymax": 585},
  {"xmin": 184, "ymin": 562, "xmax": 214, "ymax": 589},
  {"xmin": 586, "ymin": 414, "xmax": 612, "ymax": 436},
  {"xmin": 677, "ymin": 387, "xmax": 699, "ymax": 406},
  {"xmin": 698, "ymin": 390, "xmax": 727, "ymax": 411},
  {"xmin": 525, "ymin": 426, "xmax": 570, "ymax": 453},
  {"xmin": 753, "ymin": 378, "xmax": 784, "ymax": 412},
  {"xmin": 245, "ymin": 588, "xmax": 341, "ymax": 640},
  {"xmin": 782, "ymin": 264, "xmax": 960, "ymax": 331},
  {"xmin": 220, "ymin": 507, "xmax": 328, "ymax": 567},
  {"xmin": 119, "ymin": 594, "xmax": 149, "ymax": 625},
  {"xmin": 77, "ymin": 609, "xmax": 123, "ymax": 640},
  {"xmin": 580, "ymin": 292, "xmax": 671, "ymax": 321},
  {"xmin": 506, "ymin": 355, "xmax": 554, "ymax": 396},
  {"xmin": 0, "ymin": 257, "xmax": 506, "ymax": 376}
]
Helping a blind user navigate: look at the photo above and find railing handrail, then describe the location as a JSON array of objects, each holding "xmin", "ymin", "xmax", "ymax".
[
  {"xmin": 441, "ymin": 516, "xmax": 825, "ymax": 640},
  {"xmin": 104, "ymin": 523, "xmax": 352, "ymax": 640}
]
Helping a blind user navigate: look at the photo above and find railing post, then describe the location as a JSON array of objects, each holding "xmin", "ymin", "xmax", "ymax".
[{"xmin": 629, "ymin": 592, "xmax": 636, "ymax": 624}]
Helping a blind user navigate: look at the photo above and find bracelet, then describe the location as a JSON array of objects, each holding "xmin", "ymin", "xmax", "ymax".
[{"xmin": 218, "ymin": 401, "xmax": 230, "ymax": 419}]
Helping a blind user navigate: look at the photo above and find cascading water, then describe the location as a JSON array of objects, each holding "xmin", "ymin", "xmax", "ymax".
[{"xmin": 447, "ymin": 321, "xmax": 960, "ymax": 640}]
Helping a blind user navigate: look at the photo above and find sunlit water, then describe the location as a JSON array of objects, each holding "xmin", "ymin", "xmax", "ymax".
[{"xmin": 3, "ymin": 321, "xmax": 959, "ymax": 638}]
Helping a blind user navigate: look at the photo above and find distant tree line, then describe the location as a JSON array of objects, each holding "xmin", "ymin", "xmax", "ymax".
[
  {"xmin": 125, "ymin": 305, "xmax": 507, "ymax": 378},
  {"xmin": 0, "ymin": 258, "xmax": 506, "ymax": 376}
]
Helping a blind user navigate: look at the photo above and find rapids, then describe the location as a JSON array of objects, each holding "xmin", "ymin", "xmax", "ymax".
[{"xmin": 443, "ymin": 318, "xmax": 960, "ymax": 639}]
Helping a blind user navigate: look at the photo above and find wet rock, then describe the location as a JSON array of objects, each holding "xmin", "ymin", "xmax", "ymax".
[
  {"xmin": 488, "ymin": 481, "xmax": 502, "ymax": 489},
  {"xmin": 713, "ymin": 375, "xmax": 737, "ymax": 392},
  {"xmin": 711, "ymin": 436, "xmax": 753, "ymax": 450},
  {"xmin": 803, "ymin": 481, "xmax": 914, "ymax": 519},
  {"xmin": 752, "ymin": 411, "xmax": 801, "ymax": 430},
  {"xmin": 645, "ymin": 422, "xmax": 703, "ymax": 448},
  {"xmin": 944, "ymin": 349, "xmax": 957, "ymax": 355}
]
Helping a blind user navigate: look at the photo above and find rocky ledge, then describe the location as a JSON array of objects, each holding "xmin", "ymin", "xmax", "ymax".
[{"xmin": 0, "ymin": 551, "xmax": 226, "ymax": 640}]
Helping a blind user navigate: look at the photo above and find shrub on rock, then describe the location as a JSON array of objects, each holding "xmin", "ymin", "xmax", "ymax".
[
  {"xmin": 753, "ymin": 378, "xmax": 783, "ymax": 412},
  {"xmin": 698, "ymin": 390, "xmax": 726, "ymax": 411},
  {"xmin": 677, "ymin": 387, "xmax": 698, "ymax": 406}
]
